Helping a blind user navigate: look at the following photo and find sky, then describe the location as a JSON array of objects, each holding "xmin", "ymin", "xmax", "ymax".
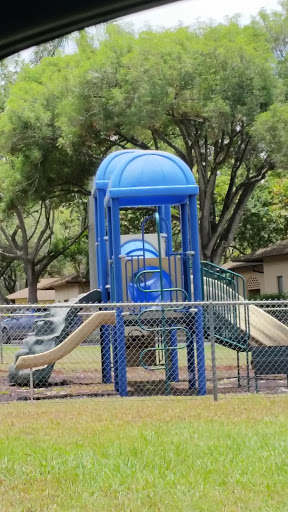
[
  {"xmin": 118, "ymin": 0, "xmax": 281, "ymax": 29},
  {"xmin": 22, "ymin": 0, "xmax": 282, "ymax": 59}
]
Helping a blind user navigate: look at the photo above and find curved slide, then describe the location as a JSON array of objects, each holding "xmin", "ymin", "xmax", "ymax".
[
  {"xmin": 201, "ymin": 276, "xmax": 288, "ymax": 347},
  {"xmin": 241, "ymin": 303, "xmax": 288, "ymax": 347},
  {"xmin": 15, "ymin": 311, "xmax": 115, "ymax": 371}
]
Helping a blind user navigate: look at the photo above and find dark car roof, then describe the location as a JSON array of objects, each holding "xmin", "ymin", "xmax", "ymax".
[{"xmin": 0, "ymin": 0, "xmax": 175, "ymax": 60}]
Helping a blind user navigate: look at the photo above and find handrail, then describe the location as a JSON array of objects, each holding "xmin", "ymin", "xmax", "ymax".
[{"xmin": 135, "ymin": 269, "xmax": 188, "ymax": 301}]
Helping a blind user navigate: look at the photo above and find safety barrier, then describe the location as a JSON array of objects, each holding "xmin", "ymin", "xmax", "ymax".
[{"xmin": 1, "ymin": 300, "xmax": 288, "ymax": 402}]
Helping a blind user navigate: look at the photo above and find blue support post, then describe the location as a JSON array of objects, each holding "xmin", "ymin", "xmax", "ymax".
[
  {"xmin": 111, "ymin": 199, "xmax": 123, "ymax": 303},
  {"xmin": 189, "ymin": 195, "xmax": 207, "ymax": 396},
  {"xmin": 97, "ymin": 191, "xmax": 112, "ymax": 383},
  {"xmin": 168, "ymin": 329, "xmax": 179, "ymax": 382},
  {"xmin": 111, "ymin": 199, "xmax": 128, "ymax": 397},
  {"xmin": 97, "ymin": 189, "xmax": 108, "ymax": 303},
  {"xmin": 107, "ymin": 206, "xmax": 113, "ymax": 302},
  {"xmin": 115, "ymin": 307, "xmax": 128, "ymax": 397},
  {"xmin": 93, "ymin": 197, "xmax": 100, "ymax": 290},
  {"xmin": 181, "ymin": 201, "xmax": 196, "ymax": 389},
  {"xmin": 108, "ymin": 206, "xmax": 117, "ymax": 388},
  {"xmin": 180, "ymin": 202, "xmax": 191, "ymax": 299}
]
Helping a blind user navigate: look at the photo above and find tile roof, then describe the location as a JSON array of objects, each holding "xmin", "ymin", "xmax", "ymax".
[{"xmin": 233, "ymin": 239, "xmax": 288, "ymax": 263}]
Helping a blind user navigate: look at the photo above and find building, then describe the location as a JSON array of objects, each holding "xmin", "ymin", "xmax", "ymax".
[
  {"xmin": 7, "ymin": 275, "xmax": 90, "ymax": 304},
  {"xmin": 224, "ymin": 239, "xmax": 288, "ymax": 298}
]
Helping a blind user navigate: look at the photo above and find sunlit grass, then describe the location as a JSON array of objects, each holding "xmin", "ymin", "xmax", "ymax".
[{"xmin": 0, "ymin": 396, "xmax": 288, "ymax": 511}]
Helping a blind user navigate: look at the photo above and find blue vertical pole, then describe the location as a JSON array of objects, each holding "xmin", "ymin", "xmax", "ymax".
[
  {"xmin": 97, "ymin": 189, "xmax": 108, "ymax": 303},
  {"xmin": 93, "ymin": 197, "xmax": 100, "ymax": 289},
  {"xmin": 111, "ymin": 199, "xmax": 123, "ymax": 303},
  {"xmin": 107, "ymin": 205, "xmax": 118, "ymax": 389},
  {"xmin": 180, "ymin": 203, "xmax": 190, "ymax": 298},
  {"xmin": 189, "ymin": 195, "xmax": 206, "ymax": 396},
  {"xmin": 168, "ymin": 328, "xmax": 179, "ymax": 382},
  {"xmin": 181, "ymin": 201, "xmax": 196, "ymax": 389},
  {"xmin": 107, "ymin": 206, "xmax": 113, "ymax": 302},
  {"xmin": 111, "ymin": 199, "xmax": 128, "ymax": 397},
  {"xmin": 115, "ymin": 307, "xmax": 127, "ymax": 397},
  {"xmin": 164, "ymin": 204, "xmax": 173, "ymax": 255},
  {"xmin": 97, "ymin": 190, "xmax": 112, "ymax": 384}
]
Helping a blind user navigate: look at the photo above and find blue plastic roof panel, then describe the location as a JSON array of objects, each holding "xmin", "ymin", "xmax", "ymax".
[
  {"xmin": 92, "ymin": 150, "xmax": 138, "ymax": 196},
  {"xmin": 106, "ymin": 151, "xmax": 198, "ymax": 206}
]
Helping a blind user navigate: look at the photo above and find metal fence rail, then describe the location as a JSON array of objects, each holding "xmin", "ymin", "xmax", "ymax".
[{"xmin": 1, "ymin": 300, "xmax": 288, "ymax": 402}]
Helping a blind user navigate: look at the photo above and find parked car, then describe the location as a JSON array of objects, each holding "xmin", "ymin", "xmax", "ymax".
[
  {"xmin": 1, "ymin": 306, "xmax": 84, "ymax": 344},
  {"xmin": 1, "ymin": 308, "xmax": 50, "ymax": 344}
]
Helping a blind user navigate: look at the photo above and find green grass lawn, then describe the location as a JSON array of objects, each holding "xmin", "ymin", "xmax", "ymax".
[
  {"xmin": 1, "ymin": 396, "xmax": 288, "ymax": 512},
  {"xmin": 0, "ymin": 342, "xmax": 245, "ymax": 374}
]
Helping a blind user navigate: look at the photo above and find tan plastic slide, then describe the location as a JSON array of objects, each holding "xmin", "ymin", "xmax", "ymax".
[
  {"xmin": 15, "ymin": 311, "xmax": 116, "ymax": 370},
  {"xmin": 241, "ymin": 303, "xmax": 288, "ymax": 346},
  {"xmin": 201, "ymin": 277, "xmax": 288, "ymax": 346}
]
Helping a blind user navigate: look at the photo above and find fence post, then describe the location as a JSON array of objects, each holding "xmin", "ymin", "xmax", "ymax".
[
  {"xmin": 237, "ymin": 351, "xmax": 241, "ymax": 388},
  {"xmin": 29, "ymin": 368, "xmax": 34, "ymax": 401},
  {"xmin": 116, "ymin": 306, "xmax": 128, "ymax": 397},
  {"xmin": 209, "ymin": 301, "xmax": 218, "ymax": 402}
]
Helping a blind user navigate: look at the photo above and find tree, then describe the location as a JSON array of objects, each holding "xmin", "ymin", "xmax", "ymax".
[
  {"xmin": 223, "ymin": 171, "xmax": 288, "ymax": 259},
  {"xmin": 0, "ymin": 46, "xmax": 115, "ymax": 302},
  {"xmin": 31, "ymin": 36, "xmax": 70, "ymax": 65},
  {"xmin": 55, "ymin": 23, "xmax": 280, "ymax": 263},
  {"xmin": 1, "ymin": 21, "xmax": 288, "ymax": 267},
  {"xmin": 0, "ymin": 258, "xmax": 20, "ymax": 303},
  {"xmin": 258, "ymin": 0, "xmax": 288, "ymax": 59},
  {"xmin": 0, "ymin": 52, "xmax": 115, "ymax": 207},
  {"xmin": 0, "ymin": 199, "xmax": 87, "ymax": 303},
  {"xmin": 0, "ymin": 55, "xmax": 23, "ymax": 112}
]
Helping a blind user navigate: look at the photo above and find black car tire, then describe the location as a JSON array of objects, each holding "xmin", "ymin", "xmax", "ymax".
[{"xmin": 2, "ymin": 328, "xmax": 11, "ymax": 344}]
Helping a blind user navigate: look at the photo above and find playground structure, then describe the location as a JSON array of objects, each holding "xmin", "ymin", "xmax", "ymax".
[{"xmin": 13, "ymin": 149, "xmax": 288, "ymax": 397}]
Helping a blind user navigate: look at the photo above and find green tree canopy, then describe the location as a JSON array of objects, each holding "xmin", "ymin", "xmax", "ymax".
[
  {"xmin": 53, "ymin": 22, "xmax": 280, "ymax": 262},
  {"xmin": 0, "ymin": 17, "xmax": 288, "ymax": 267}
]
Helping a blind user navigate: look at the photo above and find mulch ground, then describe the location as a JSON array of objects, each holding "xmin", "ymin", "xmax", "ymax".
[{"xmin": 1, "ymin": 364, "xmax": 288, "ymax": 402}]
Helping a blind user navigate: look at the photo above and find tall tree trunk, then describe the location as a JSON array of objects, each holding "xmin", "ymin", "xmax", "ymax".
[
  {"xmin": 0, "ymin": 287, "xmax": 9, "ymax": 304},
  {"xmin": 25, "ymin": 261, "xmax": 38, "ymax": 304}
]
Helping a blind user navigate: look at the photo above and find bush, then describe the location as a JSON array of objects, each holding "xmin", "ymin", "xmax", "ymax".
[{"xmin": 250, "ymin": 292, "xmax": 288, "ymax": 301}]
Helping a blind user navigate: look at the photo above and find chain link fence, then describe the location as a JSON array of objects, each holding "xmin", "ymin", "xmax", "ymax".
[{"xmin": 1, "ymin": 300, "xmax": 288, "ymax": 402}]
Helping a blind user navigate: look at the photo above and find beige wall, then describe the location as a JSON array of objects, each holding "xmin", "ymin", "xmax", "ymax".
[
  {"xmin": 234, "ymin": 256, "xmax": 288, "ymax": 295},
  {"xmin": 54, "ymin": 283, "xmax": 90, "ymax": 302},
  {"xmin": 14, "ymin": 299, "xmax": 55, "ymax": 305},
  {"xmin": 233, "ymin": 267, "xmax": 264, "ymax": 297},
  {"xmin": 263, "ymin": 255, "xmax": 288, "ymax": 294}
]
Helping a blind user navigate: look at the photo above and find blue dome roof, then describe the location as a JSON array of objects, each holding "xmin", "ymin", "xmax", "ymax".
[
  {"xmin": 92, "ymin": 150, "xmax": 137, "ymax": 196},
  {"xmin": 106, "ymin": 151, "xmax": 198, "ymax": 207}
]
